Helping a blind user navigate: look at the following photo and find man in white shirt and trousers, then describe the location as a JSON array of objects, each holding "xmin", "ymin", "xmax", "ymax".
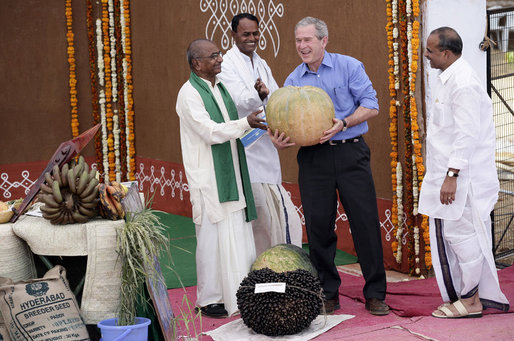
[
  {"xmin": 176, "ymin": 39, "xmax": 267, "ymax": 317},
  {"xmin": 419, "ymin": 26, "xmax": 509, "ymax": 318},
  {"xmin": 219, "ymin": 13, "xmax": 303, "ymax": 256}
]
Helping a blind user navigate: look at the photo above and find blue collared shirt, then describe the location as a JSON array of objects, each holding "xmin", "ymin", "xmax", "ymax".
[{"xmin": 284, "ymin": 51, "xmax": 379, "ymax": 140}]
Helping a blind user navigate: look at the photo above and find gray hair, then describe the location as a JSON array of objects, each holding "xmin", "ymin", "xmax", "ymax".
[
  {"xmin": 186, "ymin": 39, "xmax": 212, "ymax": 69},
  {"xmin": 295, "ymin": 17, "xmax": 328, "ymax": 40}
]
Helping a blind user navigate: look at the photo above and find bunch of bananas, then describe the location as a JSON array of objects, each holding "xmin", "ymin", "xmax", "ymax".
[
  {"xmin": 39, "ymin": 156, "xmax": 100, "ymax": 224},
  {"xmin": 98, "ymin": 181, "xmax": 128, "ymax": 220}
]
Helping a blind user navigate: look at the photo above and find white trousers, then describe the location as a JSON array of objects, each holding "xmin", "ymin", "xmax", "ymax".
[
  {"xmin": 440, "ymin": 205, "xmax": 485, "ymax": 296},
  {"xmin": 430, "ymin": 198, "xmax": 509, "ymax": 308},
  {"xmin": 251, "ymin": 183, "xmax": 303, "ymax": 256},
  {"xmin": 195, "ymin": 206, "xmax": 256, "ymax": 316}
]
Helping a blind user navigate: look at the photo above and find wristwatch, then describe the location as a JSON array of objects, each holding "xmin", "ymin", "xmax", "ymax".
[
  {"xmin": 446, "ymin": 170, "xmax": 459, "ymax": 178},
  {"xmin": 342, "ymin": 119, "xmax": 348, "ymax": 132}
]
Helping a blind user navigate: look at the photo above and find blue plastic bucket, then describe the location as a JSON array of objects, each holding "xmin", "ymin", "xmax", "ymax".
[{"xmin": 97, "ymin": 317, "xmax": 151, "ymax": 341}]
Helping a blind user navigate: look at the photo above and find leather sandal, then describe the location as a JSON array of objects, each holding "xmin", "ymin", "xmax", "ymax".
[{"xmin": 432, "ymin": 300, "xmax": 482, "ymax": 319}]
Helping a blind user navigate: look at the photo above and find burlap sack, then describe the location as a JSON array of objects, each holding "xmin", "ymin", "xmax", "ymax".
[
  {"xmin": 0, "ymin": 223, "xmax": 37, "ymax": 282},
  {"xmin": 0, "ymin": 266, "xmax": 89, "ymax": 341},
  {"xmin": 0, "ymin": 320, "xmax": 12, "ymax": 341},
  {"xmin": 12, "ymin": 216, "xmax": 124, "ymax": 324}
]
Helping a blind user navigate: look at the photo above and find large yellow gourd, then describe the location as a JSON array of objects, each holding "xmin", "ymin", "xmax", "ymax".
[{"xmin": 266, "ymin": 86, "xmax": 335, "ymax": 146}]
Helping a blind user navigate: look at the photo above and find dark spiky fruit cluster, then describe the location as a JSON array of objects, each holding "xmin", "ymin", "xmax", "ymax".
[{"xmin": 236, "ymin": 268, "xmax": 323, "ymax": 336}]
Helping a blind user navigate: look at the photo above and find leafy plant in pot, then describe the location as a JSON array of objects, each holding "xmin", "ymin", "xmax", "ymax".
[{"xmin": 97, "ymin": 186, "xmax": 171, "ymax": 341}]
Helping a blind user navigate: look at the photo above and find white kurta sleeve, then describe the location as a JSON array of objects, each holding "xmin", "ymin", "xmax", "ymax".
[
  {"xmin": 258, "ymin": 59, "xmax": 279, "ymax": 107},
  {"xmin": 176, "ymin": 83, "xmax": 251, "ymax": 145}
]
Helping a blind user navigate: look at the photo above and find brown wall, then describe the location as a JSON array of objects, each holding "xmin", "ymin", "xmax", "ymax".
[
  {"xmin": 1, "ymin": 0, "xmax": 392, "ymax": 199},
  {"xmin": 0, "ymin": 0, "xmax": 95, "ymax": 163}
]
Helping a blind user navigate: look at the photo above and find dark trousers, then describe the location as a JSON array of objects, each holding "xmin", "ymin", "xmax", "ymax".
[{"xmin": 297, "ymin": 138, "xmax": 387, "ymax": 301}]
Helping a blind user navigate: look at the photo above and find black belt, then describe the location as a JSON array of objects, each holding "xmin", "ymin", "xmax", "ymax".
[{"xmin": 328, "ymin": 136, "xmax": 361, "ymax": 145}]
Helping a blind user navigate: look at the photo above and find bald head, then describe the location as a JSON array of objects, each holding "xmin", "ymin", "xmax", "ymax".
[
  {"xmin": 186, "ymin": 39, "xmax": 223, "ymax": 84},
  {"xmin": 187, "ymin": 39, "xmax": 215, "ymax": 69},
  {"xmin": 430, "ymin": 27, "xmax": 462, "ymax": 56}
]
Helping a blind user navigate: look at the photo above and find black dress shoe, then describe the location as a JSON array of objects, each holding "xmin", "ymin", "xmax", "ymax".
[
  {"xmin": 365, "ymin": 298, "xmax": 390, "ymax": 316},
  {"xmin": 321, "ymin": 299, "xmax": 341, "ymax": 314},
  {"xmin": 194, "ymin": 303, "xmax": 228, "ymax": 318}
]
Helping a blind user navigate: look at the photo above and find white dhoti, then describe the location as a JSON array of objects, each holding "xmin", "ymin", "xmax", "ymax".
[
  {"xmin": 251, "ymin": 183, "xmax": 303, "ymax": 256},
  {"xmin": 195, "ymin": 207, "xmax": 256, "ymax": 316},
  {"xmin": 430, "ymin": 198, "xmax": 509, "ymax": 311}
]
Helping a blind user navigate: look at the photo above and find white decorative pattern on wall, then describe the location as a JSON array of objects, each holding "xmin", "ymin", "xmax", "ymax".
[
  {"xmin": 0, "ymin": 171, "xmax": 34, "ymax": 199},
  {"xmin": 1, "ymin": 163, "xmax": 397, "ymax": 241},
  {"xmin": 200, "ymin": 0, "xmax": 284, "ymax": 56},
  {"xmin": 134, "ymin": 162, "xmax": 395, "ymax": 236},
  {"xmin": 135, "ymin": 163, "xmax": 189, "ymax": 201},
  {"xmin": 382, "ymin": 209, "xmax": 409, "ymax": 245}
]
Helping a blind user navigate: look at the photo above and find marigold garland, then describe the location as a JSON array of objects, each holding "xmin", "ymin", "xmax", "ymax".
[
  {"xmin": 395, "ymin": 162, "xmax": 404, "ymax": 263},
  {"xmin": 74, "ymin": 0, "xmax": 136, "ymax": 182},
  {"xmin": 400, "ymin": 0, "xmax": 415, "ymax": 273},
  {"xmin": 87, "ymin": 0, "xmax": 104, "ymax": 176},
  {"xmin": 121, "ymin": 0, "xmax": 136, "ymax": 180},
  {"xmin": 404, "ymin": 0, "xmax": 416, "ymax": 274},
  {"xmin": 101, "ymin": 0, "xmax": 116, "ymax": 182},
  {"xmin": 386, "ymin": 0, "xmax": 430, "ymax": 274},
  {"xmin": 96, "ymin": 17, "xmax": 110, "ymax": 181},
  {"xmin": 107, "ymin": 0, "xmax": 122, "ymax": 182},
  {"xmin": 422, "ymin": 216, "xmax": 431, "ymax": 268},
  {"xmin": 386, "ymin": 0, "xmax": 400, "ymax": 262},
  {"xmin": 115, "ymin": 0, "xmax": 128, "ymax": 179},
  {"xmin": 65, "ymin": 0, "xmax": 79, "ymax": 138}
]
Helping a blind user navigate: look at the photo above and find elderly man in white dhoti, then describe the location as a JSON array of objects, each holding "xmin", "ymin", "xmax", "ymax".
[
  {"xmin": 218, "ymin": 13, "xmax": 303, "ymax": 256},
  {"xmin": 419, "ymin": 27, "xmax": 510, "ymax": 319},
  {"xmin": 176, "ymin": 39, "xmax": 267, "ymax": 318}
]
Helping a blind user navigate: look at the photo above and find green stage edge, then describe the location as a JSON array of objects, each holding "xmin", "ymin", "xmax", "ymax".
[{"xmin": 154, "ymin": 211, "xmax": 358, "ymax": 289}]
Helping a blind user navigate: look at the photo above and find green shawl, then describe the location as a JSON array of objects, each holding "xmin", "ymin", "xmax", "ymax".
[{"xmin": 189, "ymin": 72, "xmax": 257, "ymax": 222}]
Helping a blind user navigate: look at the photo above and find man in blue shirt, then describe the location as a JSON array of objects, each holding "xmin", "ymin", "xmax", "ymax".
[{"xmin": 269, "ymin": 16, "xmax": 388, "ymax": 315}]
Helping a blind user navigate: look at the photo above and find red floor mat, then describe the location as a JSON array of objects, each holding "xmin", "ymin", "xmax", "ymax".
[{"xmin": 341, "ymin": 265, "xmax": 514, "ymax": 317}]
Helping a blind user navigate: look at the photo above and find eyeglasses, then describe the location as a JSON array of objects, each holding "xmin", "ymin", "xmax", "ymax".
[{"xmin": 196, "ymin": 51, "xmax": 223, "ymax": 60}]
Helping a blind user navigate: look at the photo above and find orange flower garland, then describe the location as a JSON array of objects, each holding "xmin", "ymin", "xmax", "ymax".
[
  {"xmin": 65, "ymin": 0, "xmax": 79, "ymax": 138},
  {"xmin": 114, "ymin": 0, "xmax": 128, "ymax": 179},
  {"xmin": 386, "ymin": 0, "xmax": 401, "ymax": 261},
  {"xmin": 101, "ymin": 0, "xmax": 116, "ymax": 182},
  {"xmin": 386, "ymin": 0, "xmax": 430, "ymax": 274},
  {"xmin": 121, "ymin": 0, "xmax": 136, "ymax": 180},
  {"xmin": 400, "ymin": 0, "xmax": 416, "ymax": 272},
  {"xmin": 81, "ymin": 0, "xmax": 135, "ymax": 182},
  {"xmin": 87, "ymin": 0, "xmax": 104, "ymax": 176},
  {"xmin": 423, "ymin": 216, "xmax": 431, "ymax": 268}
]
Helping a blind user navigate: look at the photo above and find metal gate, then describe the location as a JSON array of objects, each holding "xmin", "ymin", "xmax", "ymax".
[{"xmin": 487, "ymin": 6, "xmax": 514, "ymax": 266}]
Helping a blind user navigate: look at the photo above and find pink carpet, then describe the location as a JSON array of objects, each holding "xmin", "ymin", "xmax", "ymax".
[
  {"xmin": 167, "ymin": 266, "xmax": 514, "ymax": 340},
  {"xmin": 341, "ymin": 265, "xmax": 514, "ymax": 317}
]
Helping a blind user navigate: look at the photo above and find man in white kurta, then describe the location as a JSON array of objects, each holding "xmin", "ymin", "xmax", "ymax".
[
  {"xmin": 419, "ymin": 27, "xmax": 509, "ymax": 318},
  {"xmin": 176, "ymin": 39, "xmax": 267, "ymax": 317},
  {"xmin": 218, "ymin": 13, "xmax": 303, "ymax": 256}
]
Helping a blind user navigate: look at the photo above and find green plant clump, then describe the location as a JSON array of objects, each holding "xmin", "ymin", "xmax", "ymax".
[{"xmin": 116, "ymin": 208, "xmax": 170, "ymax": 326}]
